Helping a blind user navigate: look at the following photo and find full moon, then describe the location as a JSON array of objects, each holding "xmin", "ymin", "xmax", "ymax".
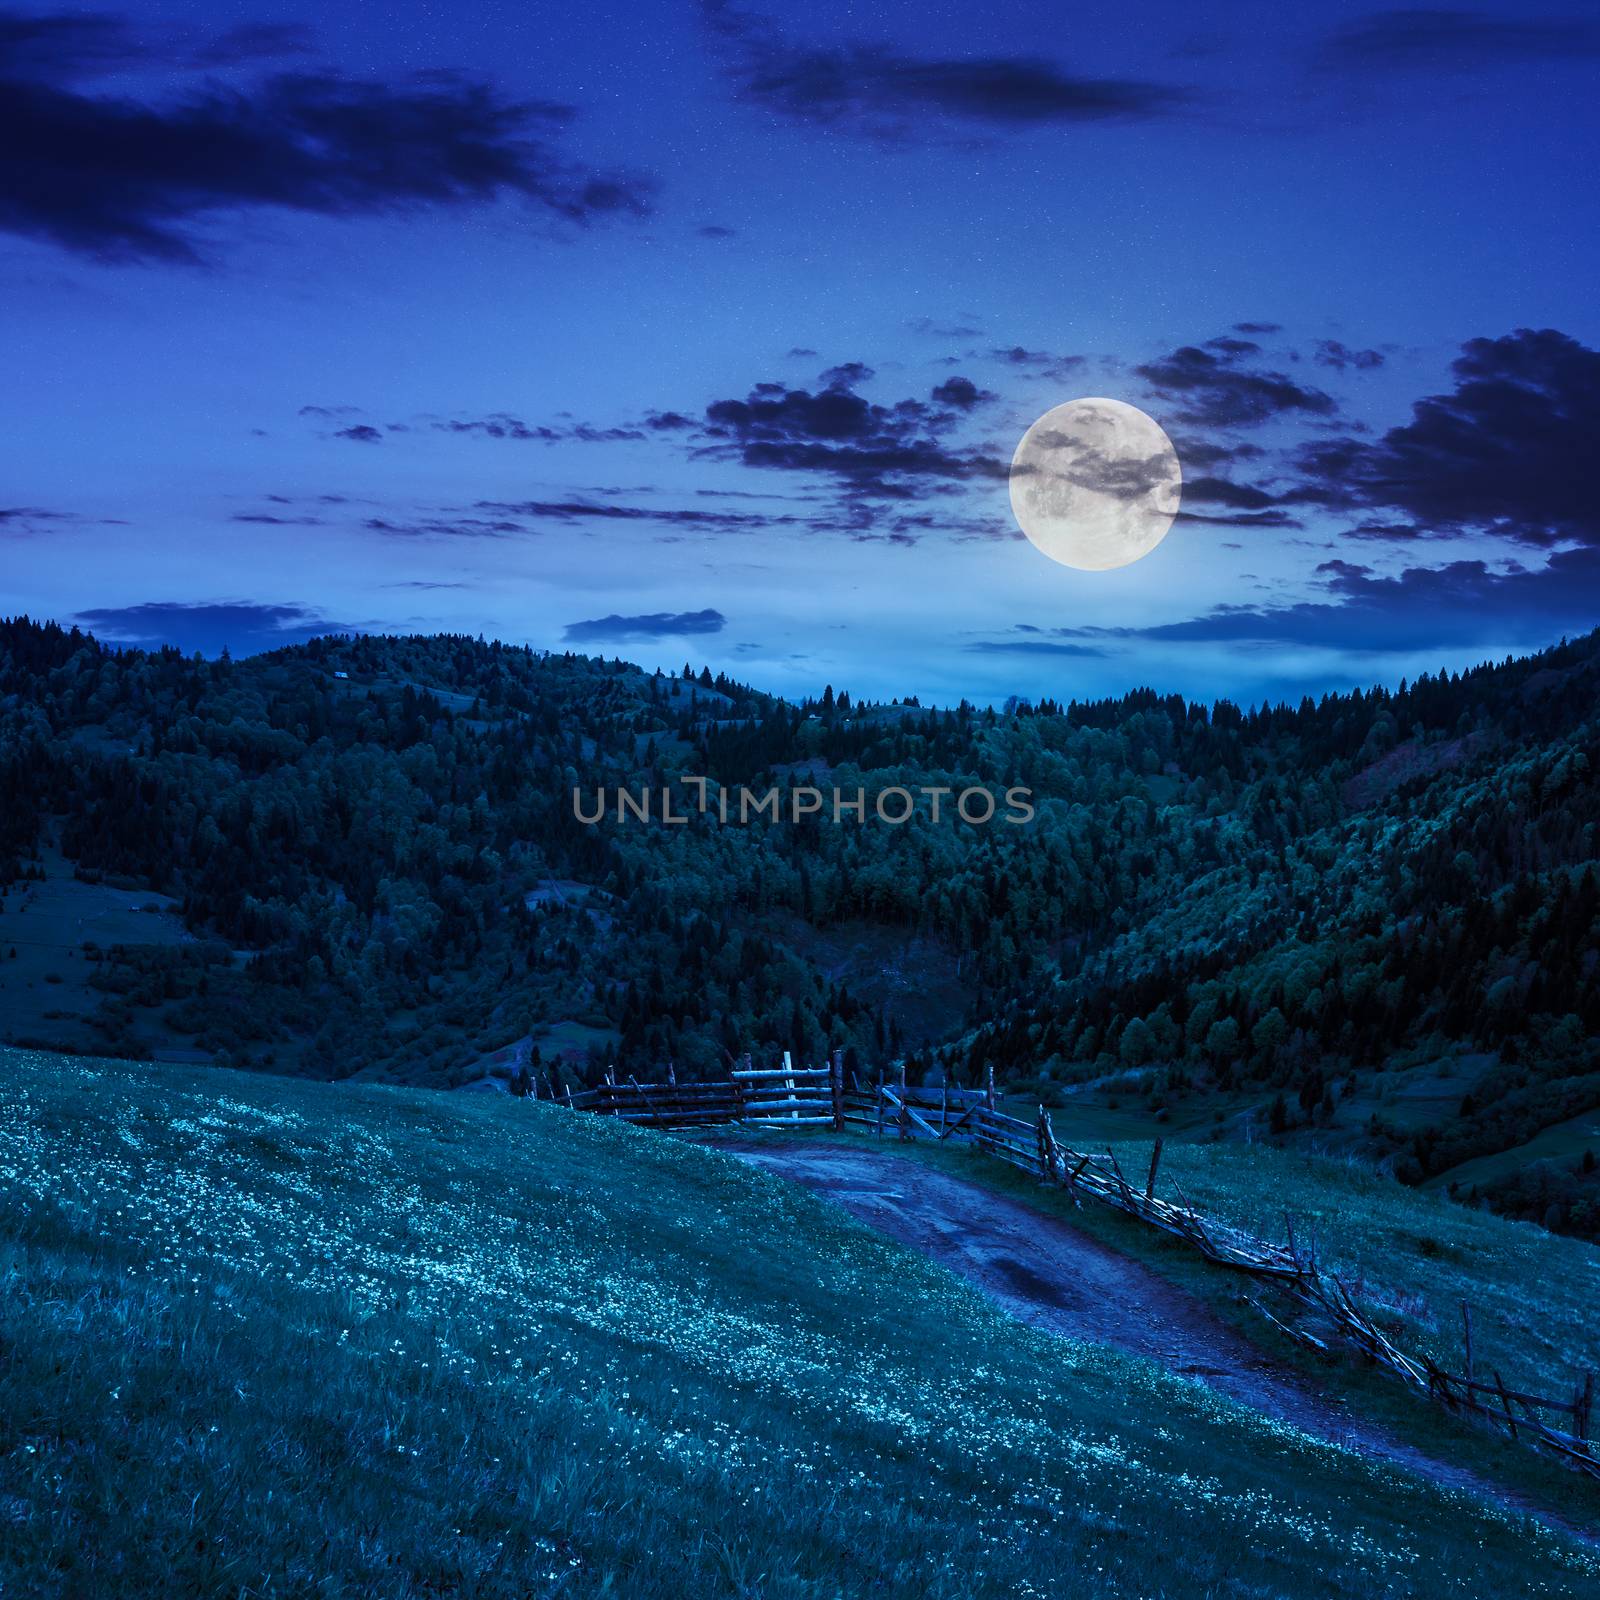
[{"xmin": 1009, "ymin": 398, "xmax": 1182, "ymax": 571}]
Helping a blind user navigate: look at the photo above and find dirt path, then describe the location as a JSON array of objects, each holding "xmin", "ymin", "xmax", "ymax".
[{"xmin": 725, "ymin": 1140, "xmax": 1598, "ymax": 1544}]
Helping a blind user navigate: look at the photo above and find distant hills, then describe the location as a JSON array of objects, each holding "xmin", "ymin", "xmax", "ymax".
[{"xmin": 2, "ymin": 615, "xmax": 1598, "ymax": 1238}]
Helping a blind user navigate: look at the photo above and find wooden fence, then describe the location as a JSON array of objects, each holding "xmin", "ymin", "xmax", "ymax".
[{"xmin": 555, "ymin": 1054, "xmax": 1599, "ymax": 1483}]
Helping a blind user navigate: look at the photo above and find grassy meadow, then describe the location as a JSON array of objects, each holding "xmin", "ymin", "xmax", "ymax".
[{"xmin": 2, "ymin": 1047, "xmax": 1597, "ymax": 1598}]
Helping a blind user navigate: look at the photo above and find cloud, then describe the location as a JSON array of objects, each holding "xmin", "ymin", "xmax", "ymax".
[
  {"xmin": 697, "ymin": 222, "xmax": 737, "ymax": 239},
  {"xmin": 1292, "ymin": 327, "xmax": 1600, "ymax": 546},
  {"xmin": 1062, "ymin": 548, "xmax": 1600, "ymax": 653},
  {"xmin": 0, "ymin": 12, "xmax": 651, "ymax": 262},
  {"xmin": 475, "ymin": 497, "xmax": 775, "ymax": 530},
  {"xmin": 72, "ymin": 600, "xmax": 355, "ymax": 656},
  {"xmin": 0, "ymin": 504, "xmax": 90, "ymax": 532},
  {"xmin": 429, "ymin": 414, "xmax": 647, "ymax": 443},
  {"xmin": 334, "ymin": 424, "xmax": 384, "ymax": 443},
  {"xmin": 1135, "ymin": 340, "xmax": 1338, "ymax": 428},
  {"xmin": 964, "ymin": 638, "xmax": 1106, "ymax": 658},
  {"xmin": 362, "ymin": 514, "xmax": 528, "ymax": 539},
  {"xmin": 701, "ymin": 1, "xmax": 1186, "ymax": 141},
  {"xmin": 930, "ymin": 375, "xmax": 995, "ymax": 410},
  {"xmin": 1318, "ymin": 9, "xmax": 1600, "ymax": 72},
  {"xmin": 563, "ymin": 608, "xmax": 727, "ymax": 642},
  {"xmin": 908, "ymin": 314, "xmax": 985, "ymax": 339},
  {"xmin": 1182, "ymin": 475, "xmax": 1283, "ymax": 511},
  {"xmin": 191, "ymin": 21, "xmax": 317, "ymax": 67},
  {"xmin": 700, "ymin": 367, "xmax": 1006, "ymax": 494},
  {"xmin": 989, "ymin": 345, "xmax": 1086, "ymax": 378},
  {"xmin": 1314, "ymin": 339, "xmax": 1385, "ymax": 371}
]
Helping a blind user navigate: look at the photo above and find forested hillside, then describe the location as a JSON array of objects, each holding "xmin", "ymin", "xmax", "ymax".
[{"xmin": 2, "ymin": 615, "xmax": 1598, "ymax": 1236}]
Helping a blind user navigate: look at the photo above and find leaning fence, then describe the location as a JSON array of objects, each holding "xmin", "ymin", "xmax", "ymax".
[{"xmin": 552, "ymin": 1052, "xmax": 1599, "ymax": 1482}]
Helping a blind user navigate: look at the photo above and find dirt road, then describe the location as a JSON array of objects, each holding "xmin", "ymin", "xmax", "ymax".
[{"xmin": 725, "ymin": 1140, "xmax": 1597, "ymax": 1542}]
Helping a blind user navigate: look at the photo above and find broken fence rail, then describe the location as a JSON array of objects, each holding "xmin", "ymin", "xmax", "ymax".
[{"xmin": 559, "ymin": 1056, "xmax": 1599, "ymax": 1481}]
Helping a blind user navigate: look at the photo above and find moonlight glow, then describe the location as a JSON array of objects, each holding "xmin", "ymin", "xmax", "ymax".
[{"xmin": 1009, "ymin": 398, "xmax": 1182, "ymax": 571}]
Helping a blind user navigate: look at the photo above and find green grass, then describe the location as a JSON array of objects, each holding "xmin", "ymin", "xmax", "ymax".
[
  {"xmin": 1423, "ymin": 1108, "xmax": 1600, "ymax": 1194},
  {"xmin": 812, "ymin": 1127, "xmax": 1600, "ymax": 1524},
  {"xmin": 2, "ymin": 1048, "xmax": 1597, "ymax": 1598},
  {"xmin": 1089, "ymin": 1137, "xmax": 1600, "ymax": 1404},
  {"xmin": 0, "ymin": 843, "xmax": 192, "ymax": 1050}
]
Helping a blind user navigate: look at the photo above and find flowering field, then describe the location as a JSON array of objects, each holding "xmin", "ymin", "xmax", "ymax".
[{"xmin": 1, "ymin": 1048, "xmax": 1594, "ymax": 1597}]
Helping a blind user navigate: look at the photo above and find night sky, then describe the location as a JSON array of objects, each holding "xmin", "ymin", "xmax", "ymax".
[{"xmin": 5, "ymin": 1, "xmax": 1599, "ymax": 705}]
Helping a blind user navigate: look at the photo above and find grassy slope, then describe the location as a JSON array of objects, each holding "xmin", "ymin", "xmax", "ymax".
[
  {"xmin": 826, "ymin": 1127, "xmax": 1600, "ymax": 1523},
  {"xmin": 1, "ymin": 1050, "xmax": 1596, "ymax": 1599}
]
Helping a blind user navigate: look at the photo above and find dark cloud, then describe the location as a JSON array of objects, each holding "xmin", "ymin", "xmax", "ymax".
[
  {"xmin": 965, "ymin": 638, "xmax": 1106, "ymax": 658},
  {"xmin": 1292, "ymin": 328, "xmax": 1600, "ymax": 546},
  {"xmin": 1318, "ymin": 9, "xmax": 1600, "ymax": 72},
  {"xmin": 362, "ymin": 515, "xmax": 528, "ymax": 539},
  {"xmin": 989, "ymin": 345, "xmax": 1086, "ymax": 377},
  {"xmin": 819, "ymin": 360, "xmax": 874, "ymax": 388},
  {"xmin": 1314, "ymin": 338, "xmax": 1385, "ymax": 371},
  {"xmin": 192, "ymin": 21, "xmax": 317, "ymax": 67},
  {"xmin": 700, "ymin": 360, "xmax": 1006, "ymax": 497},
  {"xmin": 0, "ymin": 504, "xmax": 85, "ymax": 529},
  {"xmin": 73, "ymin": 600, "xmax": 356, "ymax": 656},
  {"xmin": 701, "ymin": 1, "xmax": 1186, "ymax": 141},
  {"xmin": 1233, "ymin": 321, "xmax": 1282, "ymax": 335},
  {"xmin": 1183, "ymin": 476, "xmax": 1282, "ymax": 511},
  {"xmin": 335, "ymin": 424, "xmax": 384, "ymax": 443},
  {"xmin": 475, "ymin": 498, "xmax": 774, "ymax": 529},
  {"xmin": 430, "ymin": 414, "xmax": 646, "ymax": 443},
  {"xmin": 0, "ymin": 12, "xmax": 650, "ymax": 262},
  {"xmin": 930, "ymin": 375, "xmax": 995, "ymax": 410},
  {"xmin": 232, "ymin": 511, "xmax": 327, "ymax": 526},
  {"xmin": 1173, "ymin": 508, "xmax": 1303, "ymax": 529},
  {"xmin": 563, "ymin": 608, "xmax": 726, "ymax": 642},
  {"xmin": 908, "ymin": 315, "xmax": 985, "ymax": 339},
  {"xmin": 1128, "ymin": 549, "xmax": 1600, "ymax": 652},
  {"xmin": 697, "ymin": 222, "xmax": 736, "ymax": 239},
  {"xmin": 1170, "ymin": 436, "xmax": 1266, "ymax": 469},
  {"xmin": 1136, "ymin": 340, "xmax": 1338, "ymax": 428}
]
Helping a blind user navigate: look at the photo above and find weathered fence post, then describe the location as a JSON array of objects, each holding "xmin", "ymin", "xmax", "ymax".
[
  {"xmin": 1043, "ymin": 1110, "xmax": 1062, "ymax": 1184},
  {"xmin": 782, "ymin": 1050, "xmax": 797, "ymax": 1124},
  {"xmin": 1145, "ymin": 1139, "xmax": 1164, "ymax": 1202},
  {"xmin": 984, "ymin": 1062, "xmax": 996, "ymax": 1113},
  {"xmin": 737, "ymin": 1053, "xmax": 752, "ymax": 1125},
  {"xmin": 1035, "ymin": 1106, "xmax": 1049, "ymax": 1182},
  {"xmin": 897, "ymin": 1062, "xmax": 910, "ymax": 1141},
  {"xmin": 875, "ymin": 1072, "xmax": 884, "ymax": 1141},
  {"xmin": 1461, "ymin": 1301, "xmax": 1475, "ymax": 1382},
  {"xmin": 829, "ymin": 1048, "xmax": 845, "ymax": 1133}
]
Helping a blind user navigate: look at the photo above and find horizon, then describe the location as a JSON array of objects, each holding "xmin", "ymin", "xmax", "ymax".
[
  {"xmin": 4, "ymin": 1, "xmax": 1599, "ymax": 708},
  {"xmin": 14, "ymin": 608, "xmax": 1586, "ymax": 718}
]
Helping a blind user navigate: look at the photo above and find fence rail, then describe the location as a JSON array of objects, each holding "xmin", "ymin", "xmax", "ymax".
[{"xmin": 552, "ymin": 1053, "xmax": 1599, "ymax": 1482}]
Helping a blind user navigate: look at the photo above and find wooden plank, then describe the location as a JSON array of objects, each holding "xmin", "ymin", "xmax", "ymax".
[
  {"xmin": 884, "ymin": 1089, "xmax": 941, "ymax": 1141},
  {"xmin": 1145, "ymin": 1139, "xmax": 1164, "ymax": 1201}
]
